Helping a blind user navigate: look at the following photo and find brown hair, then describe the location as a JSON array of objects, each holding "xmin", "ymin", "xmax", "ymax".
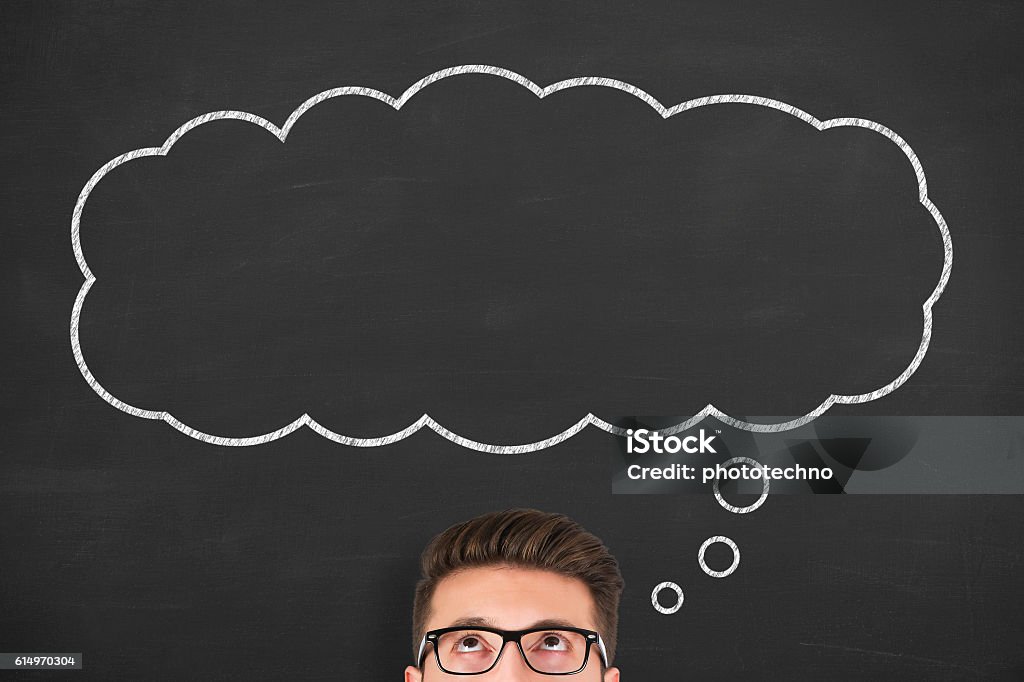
[{"xmin": 411, "ymin": 508, "xmax": 624, "ymax": 664}]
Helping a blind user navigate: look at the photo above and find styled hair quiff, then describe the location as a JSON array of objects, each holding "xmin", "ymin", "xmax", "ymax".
[{"xmin": 411, "ymin": 508, "xmax": 624, "ymax": 664}]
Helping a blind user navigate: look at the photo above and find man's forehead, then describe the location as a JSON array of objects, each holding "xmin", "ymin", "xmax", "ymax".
[
  {"xmin": 448, "ymin": 615, "xmax": 581, "ymax": 630},
  {"xmin": 427, "ymin": 565, "xmax": 599, "ymax": 631}
]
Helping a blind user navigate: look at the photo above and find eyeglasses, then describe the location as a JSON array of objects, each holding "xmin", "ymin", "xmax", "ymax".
[{"xmin": 417, "ymin": 625, "xmax": 608, "ymax": 675}]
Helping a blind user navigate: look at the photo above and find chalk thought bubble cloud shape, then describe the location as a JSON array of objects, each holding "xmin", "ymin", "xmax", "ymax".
[{"xmin": 70, "ymin": 65, "xmax": 953, "ymax": 451}]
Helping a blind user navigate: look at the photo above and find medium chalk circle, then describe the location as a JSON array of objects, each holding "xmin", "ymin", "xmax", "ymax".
[{"xmin": 699, "ymin": 536, "xmax": 741, "ymax": 578}]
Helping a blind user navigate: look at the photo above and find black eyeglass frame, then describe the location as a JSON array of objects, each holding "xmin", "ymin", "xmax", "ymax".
[{"xmin": 416, "ymin": 625, "xmax": 609, "ymax": 676}]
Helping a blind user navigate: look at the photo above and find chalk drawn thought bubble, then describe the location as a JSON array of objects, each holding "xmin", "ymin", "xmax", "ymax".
[{"xmin": 71, "ymin": 65, "xmax": 952, "ymax": 450}]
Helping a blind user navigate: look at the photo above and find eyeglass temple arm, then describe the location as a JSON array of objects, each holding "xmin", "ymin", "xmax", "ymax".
[
  {"xmin": 416, "ymin": 635, "xmax": 429, "ymax": 666},
  {"xmin": 595, "ymin": 634, "xmax": 609, "ymax": 666}
]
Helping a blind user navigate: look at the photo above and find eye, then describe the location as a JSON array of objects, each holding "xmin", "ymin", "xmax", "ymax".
[
  {"xmin": 537, "ymin": 633, "xmax": 570, "ymax": 651},
  {"xmin": 455, "ymin": 635, "xmax": 487, "ymax": 653}
]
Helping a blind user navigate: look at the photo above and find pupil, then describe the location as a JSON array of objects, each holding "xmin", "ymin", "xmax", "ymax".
[
  {"xmin": 544, "ymin": 636, "xmax": 559, "ymax": 647},
  {"xmin": 463, "ymin": 637, "xmax": 478, "ymax": 647}
]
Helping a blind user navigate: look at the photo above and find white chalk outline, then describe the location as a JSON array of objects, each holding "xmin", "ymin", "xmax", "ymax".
[
  {"xmin": 71, "ymin": 64, "xmax": 953, "ymax": 450},
  {"xmin": 698, "ymin": 535, "xmax": 741, "ymax": 579},
  {"xmin": 651, "ymin": 581, "xmax": 685, "ymax": 614},
  {"xmin": 713, "ymin": 457, "xmax": 770, "ymax": 514}
]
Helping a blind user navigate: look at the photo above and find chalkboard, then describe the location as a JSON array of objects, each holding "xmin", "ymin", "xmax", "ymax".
[{"xmin": 2, "ymin": 1, "xmax": 1022, "ymax": 679}]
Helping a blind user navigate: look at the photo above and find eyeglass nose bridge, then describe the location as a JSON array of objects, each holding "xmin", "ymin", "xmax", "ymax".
[{"xmin": 491, "ymin": 634, "xmax": 525, "ymax": 671}]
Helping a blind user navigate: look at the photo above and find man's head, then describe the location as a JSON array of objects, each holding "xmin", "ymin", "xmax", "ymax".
[{"xmin": 405, "ymin": 508, "xmax": 623, "ymax": 681}]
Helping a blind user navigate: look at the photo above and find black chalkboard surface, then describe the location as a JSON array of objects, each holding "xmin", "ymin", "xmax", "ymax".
[{"xmin": 2, "ymin": 1, "xmax": 1023, "ymax": 679}]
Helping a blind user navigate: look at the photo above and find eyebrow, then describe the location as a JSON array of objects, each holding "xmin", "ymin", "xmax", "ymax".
[{"xmin": 448, "ymin": 617, "xmax": 580, "ymax": 630}]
